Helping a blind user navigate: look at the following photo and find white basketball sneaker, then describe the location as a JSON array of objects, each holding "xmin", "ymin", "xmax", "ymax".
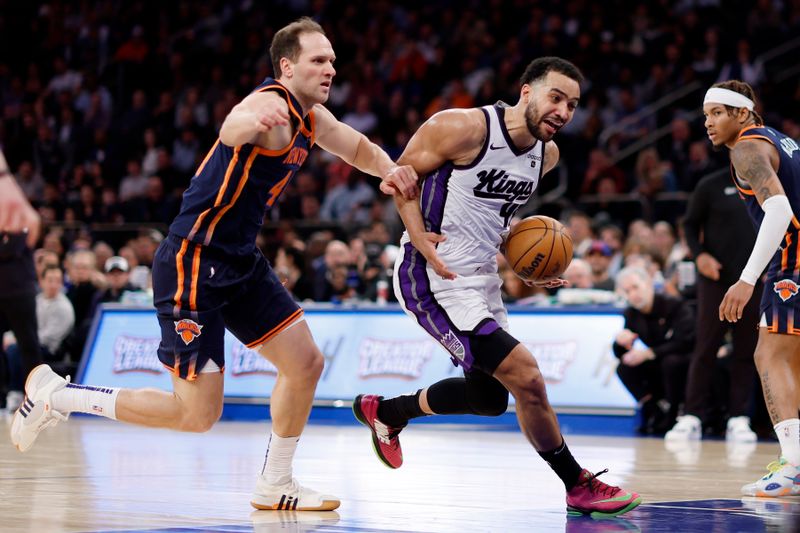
[
  {"xmin": 10, "ymin": 364, "xmax": 70, "ymax": 452},
  {"xmin": 726, "ymin": 416, "xmax": 757, "ymax": 443},
  {"xmin": 251, "ymin": 477, "xmax": 340, "ymax": 511},
  {"xmin": 664, "ymin": 414, "xmax": 701, "ymax": 441},
  {"xmin": 741, "ymin": 458, "xmax": 800, "ymax": 497}
]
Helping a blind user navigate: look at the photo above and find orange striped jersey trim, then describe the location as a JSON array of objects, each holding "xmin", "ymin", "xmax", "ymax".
[
  {"xmin": 187, "ymin": 146, "xmax": 242, "ymax": 241},
  {"xmin": 203, "ymin": 149, "xmax": 260, "ymax": 245},
  {"xmin": 245, "ymin": 309, "xmax": 304, "ymax": 348},
  {"xmin": 172, "ymin": 239, "xmax": 190, "ymax": 314}
]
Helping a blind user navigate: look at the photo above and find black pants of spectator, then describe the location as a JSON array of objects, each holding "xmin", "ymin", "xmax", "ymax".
[
  {"xmin": 0, "ymin": 294, "xmax": 41, "ymax": 397},
  {"xmin": 684, "ymin": 276, "xmax": 760, "ymax": 423},
  {"xmin": 616, "ymin": 353, "xmax": 689, "ymax": 409}
]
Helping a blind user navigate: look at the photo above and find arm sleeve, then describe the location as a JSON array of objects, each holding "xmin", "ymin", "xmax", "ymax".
[{"xmin": 740, "ymin": 195, "xmax": 794, "ymax": 285}]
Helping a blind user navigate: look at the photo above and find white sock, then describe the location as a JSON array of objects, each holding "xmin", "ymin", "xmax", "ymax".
[
  {"xmin": 774, "ymin": 418, "xmax": 800, "ymax": 465},
  {"xmin": 261, "ymin": 431, "xmax": 299, "ymax": 486},
  {"xmin": 51, "ymin": 383, "xmax": 120, "ymax": 420}
]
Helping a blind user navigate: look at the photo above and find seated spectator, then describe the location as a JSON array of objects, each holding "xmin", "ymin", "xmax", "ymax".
[
  {"xmin": 614, "ymin": 266, "xmax": 694, "ymax": 435},
  {"xmin": 274, "ymin": 246, "xmax": 312, "ymax": 301},
  {"xmin": 63, "ymin": 249, "xmax": 105, "ymax": 359},
  {"xmin": 3, "ymin": 265, "xmax": 74, "ymax": 393},
  {"xmin": 320, "ymin": 168, "xmax": 376, "ymax": 225},
  {"xmin": 634, "ymin": 148, "xmax": 677, "ymax": 199},
  {"xmin": 562, "ymin": 258, "xmax": 593, "ymax": 289},
  {"xmin": 584, "ymin": 241, "xmax": 615, "ymax": 290},
  {"xmin": 89, "ymin": 256, "xmax": 142, "ymax": 319}
]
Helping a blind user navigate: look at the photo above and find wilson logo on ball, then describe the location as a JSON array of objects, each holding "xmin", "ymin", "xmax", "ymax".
[
  {"xmin": 519, "ymin": 252, "xmax": 546, "ymax": 278},
  {"xmin": 174, "ymin": 319, "xmax": 203, "ymax": 345}
]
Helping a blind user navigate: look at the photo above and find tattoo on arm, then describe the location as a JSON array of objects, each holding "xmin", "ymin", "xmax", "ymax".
[{"xmin": 733, "ymin": 142, "xmax": 776, "ymax": 201}]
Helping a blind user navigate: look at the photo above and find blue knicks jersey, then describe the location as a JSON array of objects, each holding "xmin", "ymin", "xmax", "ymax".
[
  {"xmin": 169, "ymin": 78, "xmax": 314, "ymax": 255},
  {"xmin": 732, "ymin": 125, "xmax": 800, "ymax": 267}
]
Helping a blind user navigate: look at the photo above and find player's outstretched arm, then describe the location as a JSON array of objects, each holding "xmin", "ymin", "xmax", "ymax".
[
  {"xmin": 312, "ymin": 105, "xmax": 418, "ymax": 199},
  {"xmin": 0, "ymin": 150, "xmax": 40, "ymax": 247},
  {"xmin": 219, "ymin": 91, "xmax": 290, "ymax": 147},
  {"xmin": 720, "ymin": 139, "xmax": 792, "ymax": 322}
]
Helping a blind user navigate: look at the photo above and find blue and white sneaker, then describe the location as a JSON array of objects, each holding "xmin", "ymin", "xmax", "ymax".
[
  {"xmin": 741, "ymin": 458, "xmax": 800, "ymax": 497},
  {"xmin": 10, "ymin": 364, "xmax": 70, "ymax": 452}
]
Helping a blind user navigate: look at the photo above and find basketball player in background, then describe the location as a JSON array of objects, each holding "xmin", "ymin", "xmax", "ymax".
[
  {"xmin": 11, "ymin": 18, "xmax": 418, "ymax": 511},
  {"xmin": 353, "ymin": 57, "xmax": 641, "ymax": 517},
  {"xmin": 705, "ymin": 80, "xmax": 800, "ymax": 497}
]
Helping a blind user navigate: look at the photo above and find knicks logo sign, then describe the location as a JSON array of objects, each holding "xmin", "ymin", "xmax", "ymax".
[
  {"xmin": 773, "ymin": 279, "xmax": 799, "ymax": 302},
  {"xmin": 174, "ymin": 319, "xmax": 203, "ymax": 345}
]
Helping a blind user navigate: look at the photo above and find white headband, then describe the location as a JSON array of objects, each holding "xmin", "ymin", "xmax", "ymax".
[{"xmin": 703, "ymin": 87, "xmax": 754, "ymax": 111}]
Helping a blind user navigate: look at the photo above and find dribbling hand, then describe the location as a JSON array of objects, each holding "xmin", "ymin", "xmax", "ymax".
[{"xmin": 525, "ymin": 278, "xmax": 568, "ymax": 289}]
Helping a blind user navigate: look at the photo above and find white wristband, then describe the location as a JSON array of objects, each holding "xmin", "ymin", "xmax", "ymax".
[{"xmin": 740, "ymin": 195, "xmax": 794, "ymax": 285}]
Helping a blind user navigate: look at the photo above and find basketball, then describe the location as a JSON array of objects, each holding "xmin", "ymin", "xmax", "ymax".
[{"xmin": 504, "ymin": 216, "xmax": 573, "ymax": 281}]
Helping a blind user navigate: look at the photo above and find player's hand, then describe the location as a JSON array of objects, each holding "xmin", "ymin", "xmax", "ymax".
[
  {"xmin": 615, "ymin": 328, "xmax": 638, "ymax": 349},
  {"xmin": 622, "ymin": 349, "xmax": 651, "ymax": 367},
  {"xmin": 719, "ymin": 279, "xmax": 754, "ymax": 322},
  {"xmin": 380, "ymin": 165, "xmax": 419, "ymax": 200},
  {"xmin": 410, "ymin": 232, "xmax": 456, "ymax": 280},
  {"xmin": 0, "ymin": 175, "xmax": 41, "ymax": 248},
  {"xmin": 696, "ymin": 252, "xmax": 722, "ymax": 281},
  {"xmin": 525, "ymin": 278, "xmax": 568, "ymax": 289},
  {"xmin": 253, "ymin": 101, "xmax": 290, "ymax": 132}
]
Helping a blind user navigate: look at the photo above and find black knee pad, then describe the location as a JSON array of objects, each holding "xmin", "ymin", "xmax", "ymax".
[{"xmin": 464, "ymin": 368, "xmax": 509, "ymax": 416}]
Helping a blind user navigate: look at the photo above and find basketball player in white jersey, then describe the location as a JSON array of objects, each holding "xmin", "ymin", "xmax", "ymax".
[{"xmin": 353, "ymin": 57, "xmax": 640, "ymax": 517}]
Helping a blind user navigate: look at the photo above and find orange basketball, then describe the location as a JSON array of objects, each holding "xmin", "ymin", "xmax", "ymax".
[{"xmin": 504, "ymin": 215, "xmax": 573, "ymax": 281}]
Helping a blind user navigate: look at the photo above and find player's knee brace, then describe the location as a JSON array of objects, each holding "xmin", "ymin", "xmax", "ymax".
[{"xmin": 464, "ymin": 367, "xmax": 510, "ymax": 417}]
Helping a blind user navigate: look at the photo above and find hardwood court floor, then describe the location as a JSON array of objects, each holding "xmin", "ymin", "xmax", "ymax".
[{"xmin": 1, "ymin": 416, "xmax": 798, "ymax": 532}]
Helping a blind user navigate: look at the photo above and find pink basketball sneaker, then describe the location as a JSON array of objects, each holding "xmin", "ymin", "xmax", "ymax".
[
  {"xmin": 352, "ymin": 394, "xmax": 404, "ymax": 469},
  {"xmin": 566, "ymin": 469, "xmax": 641, "ymax": 518}
]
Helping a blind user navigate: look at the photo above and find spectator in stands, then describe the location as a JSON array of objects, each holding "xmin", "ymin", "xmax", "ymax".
[
  {"xmin": 634, "ymin": 148, "xmax": 677, "ymax": 200},
  {"xmin": 614, "ymin": 266, "xmax": 694, "ymax": 434},
  {"xmin": 274, "ymin": 246, "xmax": 313, "ymax": 302},
  {"xmin": 88, "ymin": 256, "xmax": 140, "ymax": 319},
  {"xmin": 313, "ymin": 240, "xmax": 352, "ymax": 302},
  {"xmin": 566, "ymin": 211, "xmax": 594, "ymax": 257},
  {"xmin": 562, "ymin": 258, "xmax": 593, "ymax": 289},
  {"xmin": 598, "ymin": 224, "xmax": 625, "ymax": 277},
  {"xmin": 64, "ymin": 249, "xmax": 104, "ymax": 360},
  {"xmin": 320, "ymin": 167, "xmax": 376, "ymax": 225},
  {"xmin": 3, "ymin": 265, "xmax": 75, "ymax": 379},
  {"xmin": 584, "ymin": 240, "xmax": 615, "ymax": 290}
]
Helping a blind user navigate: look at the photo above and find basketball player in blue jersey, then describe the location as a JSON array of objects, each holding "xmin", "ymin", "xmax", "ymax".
[
  {"xmin": 703, "ymin": 80, "xmax": 800, "ymax": 497},
  {"xmin": 10, "ymin": 17, "xmax": 419, "ymax": 511},
  {"xmin": 352, "ymin": 57, "xmax": 641, "ymax": 517}
]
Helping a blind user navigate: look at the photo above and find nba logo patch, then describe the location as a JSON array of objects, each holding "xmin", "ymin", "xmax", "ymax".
[
  {"xmin": 174, "ymin": 319, "xmax": 203, "ymax": 345},
  {"xmin": 773, "ymin": 279, "xmax": 799, "ymax": 302}
]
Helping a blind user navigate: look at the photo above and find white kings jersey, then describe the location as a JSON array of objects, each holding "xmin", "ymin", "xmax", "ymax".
[{"xmin": 401, "ymin": 104, "xmax": 545, "ymax": 275}]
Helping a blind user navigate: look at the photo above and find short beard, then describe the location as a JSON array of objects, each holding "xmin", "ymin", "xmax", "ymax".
[{"xmin": 524, "ymin": 103, "xmax": 549, "ymax": 141}]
